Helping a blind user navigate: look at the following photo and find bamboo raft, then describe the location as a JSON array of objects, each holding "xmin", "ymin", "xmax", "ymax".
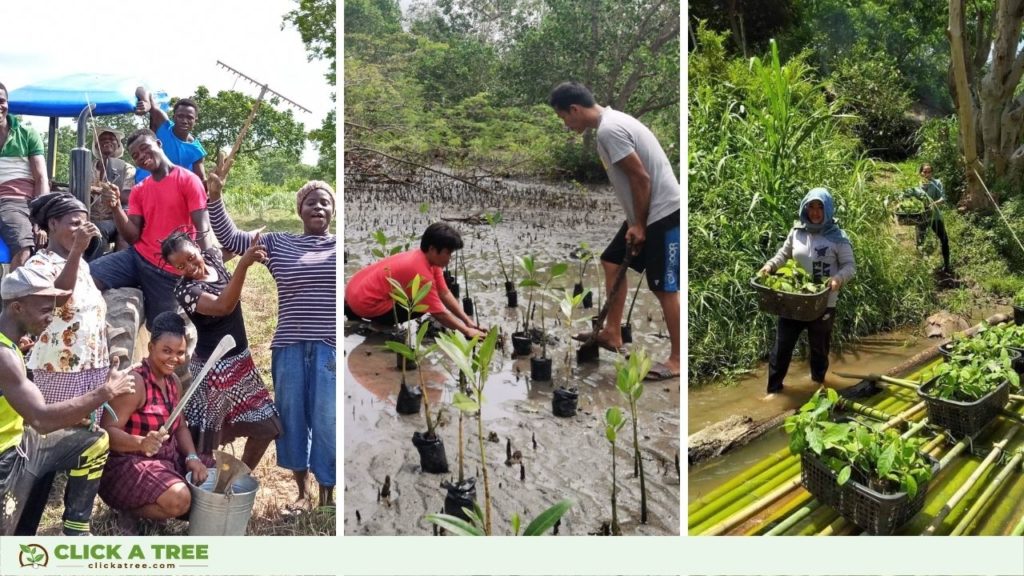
[{"xmin": 689, "ymin": 329, "xmax": 1024, "ymax": 536}]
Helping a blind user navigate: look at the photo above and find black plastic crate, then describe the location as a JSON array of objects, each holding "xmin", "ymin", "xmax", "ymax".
[
  {"xmin": 895, "ymin": 211, "xmax": 928, "ymax": 226},
  {"xmin": 918, "ymin": 376, "xmax": 1010, "ymax": 438},
  {"xmin": 801, "ymin": 451, "xmax": 936, "ymax": 535},
  {"xmin": 938, "ymin": 342, "xmax": 1024, "ymax": 374},
  {"xmin": 750, "ymin": 278, "xmax": 830, "ymax": 322},
  {"xmin": 1014, "ymin": 305, "xmax": 1024, "ymax": 326}
]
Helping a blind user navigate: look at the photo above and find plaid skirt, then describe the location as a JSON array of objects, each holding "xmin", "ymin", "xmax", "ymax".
[
  {"xmin": 98, "ymin": 437, "xmax": 186, "ymax": 511},
  {"xmin": 32, "ymin": 366, "xmax": 109, "ymax": 425},
  {"xmin": 183, "ymin": 348, "xmax": 280, "ymax": 454}
]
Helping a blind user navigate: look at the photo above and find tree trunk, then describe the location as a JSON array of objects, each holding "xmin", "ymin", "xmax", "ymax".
[
  {"xmin": 949, "ymin": 0, "xmax": 987, "ymax": 209},
  {"xmin": 949, "ymin": 0, "xmax": 1024, "ymax": 210}
]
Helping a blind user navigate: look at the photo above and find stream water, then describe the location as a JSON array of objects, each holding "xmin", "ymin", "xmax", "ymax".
[{"xmin": 343, "ymin": 176, "xmax": 680, "ymax": 535}]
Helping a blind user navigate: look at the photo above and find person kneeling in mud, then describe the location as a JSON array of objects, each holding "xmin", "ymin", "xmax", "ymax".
[
  {"xmin": 758, "ymin": 188, "xmax": 855, "ymax": 398},
  {"xmin": 99, "ymin": 312, "xmax": 210, "ymax": 533},
  {"xmin": 344, "ymin": 222, "xmax": 487, "ymax": 339}
]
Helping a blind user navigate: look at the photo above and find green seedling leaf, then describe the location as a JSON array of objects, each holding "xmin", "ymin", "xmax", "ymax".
[
  {"xmin": 384, "ymin": 341, "xmax": 415, "ymax": 360},
  {"xmin": 522, "ymin": 499, "xmax": 574, "ymax": 536},
  {"xmin": 549, "ymin": 262, "xmax": 569, "ymax": 278},
  {"xmin": 511, "ymin": 513, "xmax": 521, "ymax": 536},
  {"xmin": 452, "ymin": 391, "xmax": 480, "ymax": 413},
  {"xmin": 837, "ymin": 465, "xmax": 852, "ymax": 486},
  {"xmin": 424, "ymin": 513, "xmax": 486, "ymax": 536}
]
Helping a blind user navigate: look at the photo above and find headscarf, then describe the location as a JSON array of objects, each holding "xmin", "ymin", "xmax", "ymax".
[
  {"xmin": 29, "ymin": 193, "xmax": 88, "ymax": 232},
  {"xmin": 296, "ymin": 180, "xmax": 335, "ymax": 215},
  {"xmin": 795, "ymin": 187, "xmax": 850, "ymax": 245}
]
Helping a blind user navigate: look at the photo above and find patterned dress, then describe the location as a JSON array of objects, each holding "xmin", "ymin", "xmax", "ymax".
[
  {"xmin": 174, "ymin": 249, "xmax": 280, "ymax": 454},
  {"xmin": 24, "ymin": 250, "xmax": 110, "ymax": 424}
]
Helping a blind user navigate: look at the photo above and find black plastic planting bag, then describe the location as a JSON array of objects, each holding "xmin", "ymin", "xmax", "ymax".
[
  {"xmin": 530, "ymin": 357, "xmax": 552, "ymax": 381},
  {"xmin": 552, "ymin": 386, "xmax": 579, "ymax": 417},
  {"xmin": 412, "ymin": 431, "xmax": 449, "ymax": 473},
  {"xmin": 441, "ymin": 478, "xmax": 477, "ymax": 520},
  {"xmin": 396, "ymin": 382, "xmax": 422, "ymax": 415}
]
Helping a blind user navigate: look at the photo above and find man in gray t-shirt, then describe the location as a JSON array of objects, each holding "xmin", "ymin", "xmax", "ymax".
[{"xmin": 549, "ymin": 81, "xmax": 680, "ymax": 380}]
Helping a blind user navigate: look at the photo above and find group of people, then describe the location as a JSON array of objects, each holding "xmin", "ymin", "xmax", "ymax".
[
  {"xmin": 345, "ymin": 82, "xmax": 682, "ymax": 382},
  {"xmin": 0, "ymin": 80, "xmax": 337, "ymax": 535}
]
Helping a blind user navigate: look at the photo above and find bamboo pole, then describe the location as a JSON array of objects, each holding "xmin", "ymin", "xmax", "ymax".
[
  {"xmin": 688, "ymin": 448, "xmax": 793, "ymax": 516},
  {"xmin": 697, "ymin": 477, "xmax": 802, "ymax": 535},
  {"xmin": 764, "ymin": 499, "xmax": 819, "ymax": 536},
  {"xmin": 748, "ymin": 490, "xmax": 812, "ymax": 535},
  {"xmin": 949, "ymin": 450, "xmax": 1023, "ymax": 535},
  {"xmin": 688, "ymin": 455, "xmax": 798, "ymax": 528},
  {"xmin": 924, "ymin": 427, "xmax": 1019, "ymax": 534}
]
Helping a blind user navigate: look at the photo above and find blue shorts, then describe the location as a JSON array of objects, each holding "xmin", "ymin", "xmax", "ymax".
[
  {"xmin": 89, "ymin": 248, "xmax": 181, "ymax": 329},
  {"xmin": 272, "ymin": 341, "xmax": 336, "ymax": 487},
  {"xmin": 601, "ymin": 209, "xmax": 680, "ymax": 293}
]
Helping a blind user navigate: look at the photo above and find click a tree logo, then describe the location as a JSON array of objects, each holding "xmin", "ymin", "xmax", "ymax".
[{"xmin": 18, "ymin": 543, "xmax": 48, "ymax": 568}]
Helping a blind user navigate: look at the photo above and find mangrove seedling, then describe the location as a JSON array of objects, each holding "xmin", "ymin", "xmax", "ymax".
[
  {"xmin": 785, "ymin": 389, "xmax": 934, "ymax": 497},
  {"xmin": 559, "ymin": 288, "xmax": 591, "ymax": 371},
  {"xmin": 615, "ymin": 349, "xmax": 652, "ymax": 524},
  {"xmin": 436, "ymin": 327, "xmax": 500, "ymax": 534},
  {"xmin": 1014, "ymin": 287, "xmax": 1024, "ymax": 308},
  {"xmin": 604, "ymin": 406, "xmax": 626, "ymax": 535},
  {"xmin": 384, "ymin": 274, "xmax": 431, "ymax": 408},
  {"xmin": 425, "ymin": 499, "xmax": 573, "ymax": 536},
  {"xmin": 386, "ymin": 275, "xmax": 448, "ymax": 473},
  {"xmin": 894, "ymin": 195, "xmax": 926, "ymax": 214},
  {"xmin": 572, "ymin": 242, "xmax": 594, "ymax": 308},
  {"xmin": 517, "ymin": 255, "xmax": 569, "ymax": 337},
  {"xmin": 371, "ymin": 229, "xmax": 406, "ymax": 261},
  {"xmin": 758, "ymin": 258, "xmax": 828, "ymax": 294}
]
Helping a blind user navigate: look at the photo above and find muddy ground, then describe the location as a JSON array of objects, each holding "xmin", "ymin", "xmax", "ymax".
[{"xmin": 343, "ymin": 176, "xmax": 680, "ymax": 535}]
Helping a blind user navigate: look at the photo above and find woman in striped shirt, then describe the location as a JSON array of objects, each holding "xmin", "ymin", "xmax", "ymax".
[{"xmin": 207, "ymin": 173, "xmax": 336, "ymax": 514}]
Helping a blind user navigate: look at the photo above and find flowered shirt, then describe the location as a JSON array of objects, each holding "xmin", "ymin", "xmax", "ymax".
[{"xmin": 24, "ymin": 250, "xmax": 109, "ymax": 372}]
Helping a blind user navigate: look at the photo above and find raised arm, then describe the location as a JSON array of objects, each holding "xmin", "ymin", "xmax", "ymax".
[
  {"xmin": 135, "ymin": 86, "xmax": 169, "ymax": 132},
  {"xmin": 188, "ymin": 240, "xmax": 266, "ymax": 317}
]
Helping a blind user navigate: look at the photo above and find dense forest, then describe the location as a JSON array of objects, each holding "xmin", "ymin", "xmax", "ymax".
[{"xmin": 344, "ymin": 0, "xmax": 680, "ymax": 183}]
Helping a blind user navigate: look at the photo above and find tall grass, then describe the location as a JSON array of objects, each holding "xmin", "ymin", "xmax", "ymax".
[{"xmin": 688, "ymin": 26, "xmax": 934, "ymax": 384}]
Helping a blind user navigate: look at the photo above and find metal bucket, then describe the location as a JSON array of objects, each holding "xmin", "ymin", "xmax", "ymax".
[{"xmin": 185, "ymin": 468, "xmax": 259, "ymax": 536}]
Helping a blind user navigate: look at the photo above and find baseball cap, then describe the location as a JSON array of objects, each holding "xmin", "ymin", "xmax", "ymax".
[{"xmin": 1, "ymin": 267, "xmax": 72, "ymax": 300}]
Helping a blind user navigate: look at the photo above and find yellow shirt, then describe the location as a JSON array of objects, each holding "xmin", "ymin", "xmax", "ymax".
[{"xmin": 0, "ymin": 332, "xmax": 25, "ymax": 453}]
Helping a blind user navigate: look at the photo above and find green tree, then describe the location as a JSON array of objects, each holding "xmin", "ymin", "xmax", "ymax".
[{"xmin": 284, "ymin": 0, "xmax": 337, "ymax": 178}]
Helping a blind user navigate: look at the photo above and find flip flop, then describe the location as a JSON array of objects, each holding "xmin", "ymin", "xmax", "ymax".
[{"xmin": 644, "ymin": 362, "xmax": 680, "ymax": 381}]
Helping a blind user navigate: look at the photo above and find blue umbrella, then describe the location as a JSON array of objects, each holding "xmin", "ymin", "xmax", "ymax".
[
  {"xmin": 7, "ymin": 73, "xmax": 169, "ymax": 176},
  {"xmin": 2, "ymin": 74, "xmax": 169, "ymax": 263}
]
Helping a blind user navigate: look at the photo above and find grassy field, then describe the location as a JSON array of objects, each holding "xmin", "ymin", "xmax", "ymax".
[{"xmin": 34, "ymin": 201, "xmax": 337, "ymax": 536}]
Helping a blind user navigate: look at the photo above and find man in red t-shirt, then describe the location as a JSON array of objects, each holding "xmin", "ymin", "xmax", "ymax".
[
  {"xmin": 90, "ymin": 128, "xmax": 213, "ymax": 329},
  {"xmin": 345, "ymin": 222, "xmax": 485, "ymax": 339}
]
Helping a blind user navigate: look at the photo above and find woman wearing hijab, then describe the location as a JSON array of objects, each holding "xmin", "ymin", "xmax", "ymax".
[
  {"xmin": 758, "ymin": 188, "xmax": 856, "ymax": 396},
  {"xmin": 206, "ymin": 171, "xmax": 336, "ymax": 513},
  {"xmin": 24, "ymin": 193, "xmax": 108, "ymax": 421}
]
